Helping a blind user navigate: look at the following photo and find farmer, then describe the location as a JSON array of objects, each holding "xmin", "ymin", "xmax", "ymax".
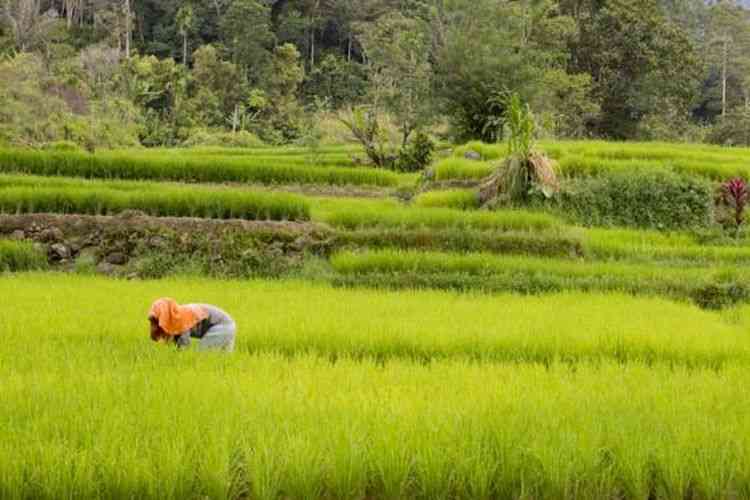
[{"xmin": 148, "ymin": 298, "xmax": 236, "ymax": 352}]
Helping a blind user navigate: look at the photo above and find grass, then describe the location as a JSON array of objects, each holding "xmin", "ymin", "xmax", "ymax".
[
  {"xmin": 413, "ymin": 189, "xmax": 480, "ymax": 210},
  {"xmin": 3, "ymin": 274, "xmax": 750, "ymax": 498},
  {"xmin": 0, "ymin": 240, "xmax": 47, "ymax": 271},
  {"xmin": 0, "ymin": 175, "xmax": 310, "ymax": 221},
  {"xmin": 431, "ymin": 158, "xmax": 495, "ymax": 181},
  {"xmin": 0, "ymin": 148, "xmax": 401, "ymax": 187},
  {"xmin": 331, "ymin": 249, "xmax": 750, "ymax": 305}
]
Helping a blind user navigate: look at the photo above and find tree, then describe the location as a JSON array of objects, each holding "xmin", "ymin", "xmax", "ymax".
[
  {"xmin": 220, "ymin": 0, "xmax": 274, "ymax": 82},
  {"xmin": 565, "ymin": 0, "xmax": 702, "ymax": 138},
  {"xmin": 432, "ymin": 0, "xmax": 574, "ymax": 142},
  {"xmin": 1, "ymin": 0, "xmax": 62, "ymax": 52},
  {"xmin": 265, "ymin": 43, "xmax": 305, "ymax": 140},
  {"xmin": 706, "ymin": 1, "xmax": 750, "ymax": 117},
  {"xmin": 176, "ymin": 3, "xmax": 195, "ymax": 65},
  {"xmin": 357, "ymin": 11, "xmax": 433, "ymax": 146}
]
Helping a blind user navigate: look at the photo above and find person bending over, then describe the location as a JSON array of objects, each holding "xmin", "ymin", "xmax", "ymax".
[{"xmin": 149, "ymin": 298, "xmax": 236, "ymax": 352}]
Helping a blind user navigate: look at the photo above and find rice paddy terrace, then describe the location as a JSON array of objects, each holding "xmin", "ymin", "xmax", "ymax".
[{"xmin": 2, "ymin": 141, "xmax": 750, "ymax": 499}]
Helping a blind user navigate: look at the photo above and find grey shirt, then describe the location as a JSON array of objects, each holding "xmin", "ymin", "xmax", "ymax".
[{"xmin": 175, "ymin": 304, "xmax": 235, "ymax": 347}]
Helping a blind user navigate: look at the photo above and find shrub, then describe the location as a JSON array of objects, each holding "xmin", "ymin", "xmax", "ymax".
[
  {"xmin": 182, "ymin": 130, "xmax": 265, "ymax": 148},
  {"xmin": 44, "ymin": 141, "xmax": 84, "ymax": 153},
  {"xmin": 0, "ymin": 240, "xmax": 47, "ymax": 271},
  {"xmin": 557, "ymin": 169, "xmax": 713, "ymax": 230},
  {"xmin": 395, "ymin": 132, "xmax": 434, "ymax": 172},
  {"xmin": 718, "ymin": 178, "xmax": 748, "ymax": 237}
]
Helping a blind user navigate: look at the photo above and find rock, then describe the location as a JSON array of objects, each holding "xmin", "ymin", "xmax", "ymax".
[
  {"xmin": 49, "ymin": 243, "xmax": 71, "ymax": 260},
  {"xmin": 39, "ymin": 227, "xmax": 64, "ymax": 243},
  {"xmin": 464, "ymin": 151, "xmax": 482, "ymax": 161},
  {"xmin": 9, "ymin": 230, "xmax": 25, "ymax": 241},
  {"xmin": 148, "ymin": 236, "xmax": 168, "ymax": 250},
  {"xmin": 96, "ymin": 262, "xmax": 120, "ymax": 276},
  {"xmin": 105, "ymin": 252, "xmax": 128, "ymax": 265}
]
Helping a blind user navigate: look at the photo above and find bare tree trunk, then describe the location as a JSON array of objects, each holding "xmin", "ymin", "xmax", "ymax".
[
  {"xmin": 722, "ymin": 38, "xmax": 728, "ymax": 117},
  {"xmin": 347, "ymin": 37, "xmax": 352, "ymax": 62},
  {"xmin": 124, "ymin": 0, "xmax": 131, "ymax": 59},
  {"xmin": 310, "ymin": 26, "xmax": 315, "ymax": 69},
  {"xmin": 183, "ymin": 33, "xmax": 188, "ymax": 65}
]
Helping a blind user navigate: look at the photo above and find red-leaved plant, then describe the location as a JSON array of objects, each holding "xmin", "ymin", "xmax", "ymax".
[{"xmin": 720, "ymin": 178, "xmax": 748, "ymax": 236}]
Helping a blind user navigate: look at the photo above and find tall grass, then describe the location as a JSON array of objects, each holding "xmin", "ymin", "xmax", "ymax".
[
  {"xmin": 0, "ymin": 240, "xmax": 47, "ymax": 271},
  {"xmin": 0, "ymin": 176, "xmax": 310, "ymax": 221},
  {"xmin": 3, "ymin": 275, "xmax": 750, "ymax": 498},
  {"xmin": 0, "ymin": 148, "xmax": 401, "ymax": 187}
]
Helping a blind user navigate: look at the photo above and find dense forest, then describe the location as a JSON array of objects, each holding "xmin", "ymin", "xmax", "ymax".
[{"xmin": 1, "ymin": 0, "xmax": 750, "ymax": 151}]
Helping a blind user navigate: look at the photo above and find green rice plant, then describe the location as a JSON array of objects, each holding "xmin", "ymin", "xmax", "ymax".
[
  {"xmin": 412, "ymin": 189, "xmax": 480, "ymax": 210},
  {"xmin": 584, "ymin": 227, "xmax": 750, "ymax": 264},
  {"xmin": 0, "ymin": 240, "xmax": 47, "ymax": 271},
  {"xmin": 452, "ymin": 141, "xmax": 505, "ymax": 160},
  {"xmin": 330, "ymin": 249, "xmax": 750, "ymax": 306},
  {"xmin": 431, "ymin": 158, "xmax": 494, "ymax": 181},
  {"xmin": 0, "ymin": 148, "xmax": 401, "ymax": 187},
  {"xmin": 4, "ymin": 273, "xmax": 750, "ymax": 369},
  {"xmin": 315, "ymin": 200, "xmax": 562, "ymax": 232},
  {"xmin": 335, "ymin": 227, "xmax": 583, "ymax": 256},
  {"xmin": 0, "ymin": 181, "xmax": 311, "ymax": 221},
  {"xmin": 4, "ymin": 275, "xmax": 750, "ymax": 498}
]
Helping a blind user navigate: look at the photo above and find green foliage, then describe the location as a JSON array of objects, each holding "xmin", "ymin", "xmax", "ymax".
[
  {"xmin": 566, "ymin": 0, "xmax": 702, "ymax": 138},
  {"xmin": 182, "ymin": 130, "xmax": 265, "ymax": 149},
  {"xmin": 557, "ymin": 169, "xmax": 714, "ymax": 231},
  {"xmin": 219, "ymin": 0, "xmax": 274, "ymax": 82},
  {"xmin": 707, "ymin": 108, "xmax": 750, "ymax": 146},
  {"xmin": 0, "ymin": 148, "xmax": 401, "ymax": 187},
  {"xmin": 337, "ymin": 106, "xmax": 398, "ymax": 168},
  {"xmin": 0, "ymin": 240, "xmax": 47, "ymax": 271},
  {"xmin": 394, "ymin": 132, "xmax": 434, "ymax": 172}
]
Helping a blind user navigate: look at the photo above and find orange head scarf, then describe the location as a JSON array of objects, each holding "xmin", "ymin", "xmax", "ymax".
[{"xmin": 148, "ymin": 298, "xmax": 207, "ymax": 336}]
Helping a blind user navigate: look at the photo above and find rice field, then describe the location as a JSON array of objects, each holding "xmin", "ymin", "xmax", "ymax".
[
  {"xmin": 0, "ymin": 148, "xmax": 402, "ymax": 187},
  {"xmin": 4, "ymin": 140, "xmax": 750, "ymax": 499},
  {"xmin": 330, "ymin": 249, "xmax": 750, "ymax": 304},
  {"xmin": 3, "ymin": 275, "xmax": 750, "ymax": 499},
  {"xmin": 0, "ymin": 175, "xmax": 311, "ymax": 221},
  {"xmin": 447, "ymin": 140, "xmax": 750, "ymax": 181}
]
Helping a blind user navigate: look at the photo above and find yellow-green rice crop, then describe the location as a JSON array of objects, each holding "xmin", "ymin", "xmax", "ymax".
[
  {"xmin": 432, "ymin": 157, "xmax": 495, "ymax": 181},
  {"xmin": 3, "ymin": 275, "xmax": 750, "ymax": 498},
  {"xmin": 0, "ymin": 175, "xmax": 310, "ymax": 221},
  {"xmin": 331, "ymin": 249, "xmax": 750, "ymax": 304},
  {"xmin": 0, "ymin": 148, "xmax": 401, "ymax": 187},
  {"xmin": 413, "ymin": 189, "xmax": 480, "ymax": 210}
]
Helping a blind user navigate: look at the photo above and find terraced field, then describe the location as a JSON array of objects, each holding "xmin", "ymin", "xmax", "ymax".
[{"xmin": 2, "ymin": 141, "xmax": 750, "ymax": 499}]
